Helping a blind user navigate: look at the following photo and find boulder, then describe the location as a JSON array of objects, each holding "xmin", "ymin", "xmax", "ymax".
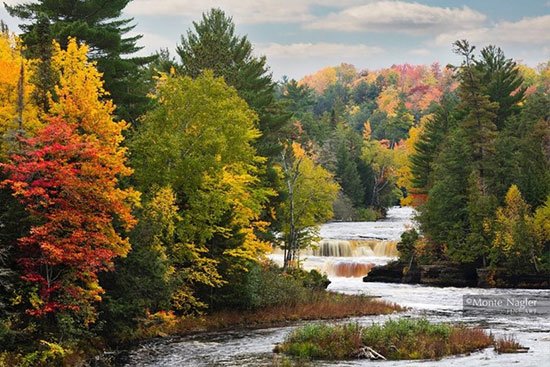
[{"xmin": 363, "ymin": 261, "xmax": 404, "ymax": 283}]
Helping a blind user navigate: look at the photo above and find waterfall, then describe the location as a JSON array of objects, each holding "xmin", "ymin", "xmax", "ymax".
[
  {"xmin": 323, "ymin": 261, "xmax": 374, "ymax": 278},
  {"xmin": 269, "ymin": 207, "xmax": 411, "ymax": 278},
  {"xmin": 307, "ymin": 239, "xmax": 399, "ymax": 258}
]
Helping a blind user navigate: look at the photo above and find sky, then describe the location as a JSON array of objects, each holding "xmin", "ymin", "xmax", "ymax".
[{"xmin": 1, "ymin": 0, "xmax": 549, "ymax": 80}]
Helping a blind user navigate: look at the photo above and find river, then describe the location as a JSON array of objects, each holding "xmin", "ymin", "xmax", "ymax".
[{"xmin": 119, "ymin": 207, "xmax": 550, "ymax": 367}]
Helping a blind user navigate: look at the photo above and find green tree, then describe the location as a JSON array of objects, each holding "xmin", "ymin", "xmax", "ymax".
[
  {"xmin": 101, "ymin": 186, "xmax": 210, "ymax": 336},
  {"xmin": 6, "ymin": 0, "xmax": 153, "ymax": 123},
  {"xmin": 129, "ymin": 72, "xmax": 272, "ymax": 311},
  {"xmin": 280, "ymin": 142, "xmax": 339, "ymax": 268},
  {"xmin": 476, "ymin": 45, "xmax": 526, "ymax": 130},
  {"xmin": 417, "ymin": 128, "xmax": 472, "ymax": 255},
  {"xmin": 335, "ymin": 126, "xmax": 365, "ymax": 207},
  {"xmin": 176, "ymin": 8, "xmax": 287, "ymax": 157},
  {"xmin": 452, "ymin": 40, "xmax": 499, "ymax": 193}
]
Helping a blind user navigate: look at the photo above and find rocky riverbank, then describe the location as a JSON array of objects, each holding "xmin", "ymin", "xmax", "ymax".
[{"xmin": 363, "ymin": 261, "xmax": 550, "ymax": 289}]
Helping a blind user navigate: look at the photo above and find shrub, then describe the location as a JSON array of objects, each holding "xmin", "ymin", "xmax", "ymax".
[{"xmin": 205, "ymin": 261, "xmax": 330, "ymax": 311}]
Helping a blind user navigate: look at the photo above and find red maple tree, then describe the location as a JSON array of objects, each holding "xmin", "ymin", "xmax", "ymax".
[{"xmin": 1, "ymin": 117, "xmax": 136, "ymax": 321}]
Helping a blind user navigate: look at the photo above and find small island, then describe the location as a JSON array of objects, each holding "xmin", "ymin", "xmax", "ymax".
[{"xmin": 275, "ymin": 319, "xmax": 527, "ymax": 362}]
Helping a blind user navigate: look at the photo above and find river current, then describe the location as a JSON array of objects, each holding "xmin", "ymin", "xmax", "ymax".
[{"xmin": 119, "ymin": 207, "xmax": 550, "ymax": 367}]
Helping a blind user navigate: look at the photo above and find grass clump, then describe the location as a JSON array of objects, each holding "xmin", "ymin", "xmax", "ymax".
[
  {"xmin": 494, "ymin": 335, "xmax": 527, "ymax": 353},
  {"xmin": 276, "ymin": 318, "xmax": 522, "ymax": 361}
]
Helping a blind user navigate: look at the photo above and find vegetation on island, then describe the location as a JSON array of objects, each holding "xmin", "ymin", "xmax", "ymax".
[{"xmin": 275, "ymin": 318, "xmax": 525, "ymax": 361}]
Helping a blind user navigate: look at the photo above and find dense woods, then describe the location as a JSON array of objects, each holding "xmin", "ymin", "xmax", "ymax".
[{"xmin": 0, "ymin": 1, "xmax": 548, "ymax": 365}]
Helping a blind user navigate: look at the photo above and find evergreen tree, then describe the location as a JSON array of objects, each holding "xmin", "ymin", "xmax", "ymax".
[
  {"xmin": 476, "ymin": 45, "xmax": 526, "ymax": 130},
  {"xmin": 493, "ymin": 92, "xmax": 550, "ymax": 207},
  {"xmin": 176, "ymin": 8, "xmax": 287, "ymax": 157},
  {"xmin": 5, "ymin": 0, "xmax": 153, "ymax": 123},
  {"xmin": 452, "ymin": 40, "xmax": 499, "ymax": 193},
  {"xmin": 410, "ymin": 94, "xmax": 459, "ymax": 190},
  {"xmin": 417, "ymin": 128, "xmax": 472, "ymax": 254},
  {"xmin": 335, "ymin": 127, "xmax": 365, "ymax": 207}
]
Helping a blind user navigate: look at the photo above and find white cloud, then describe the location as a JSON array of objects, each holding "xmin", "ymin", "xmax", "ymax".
[
  {"xmin": 409, "ymin": 48, "xmax": 431, "ymax": 56},
  {"xmin": 307, "ymin": 1, "xmax": 486, "ymax": 34},
  {"xmin": 128, "ymin": 31, "xmax": 174, "ymax": 56},
  {"xmin": 256, "ymin": 42, "xmax": 385, "ymax": 79},
  {"xmin": 435, "ymin": 15, "xmax": 550, "ymax": 47},
  {"xmin": 257, "ymin": 42, "xmax": 384, "ymax": 59},
  {"xmin": 126, "ymin": 0, "xmax": 368, "ymax": 24}
]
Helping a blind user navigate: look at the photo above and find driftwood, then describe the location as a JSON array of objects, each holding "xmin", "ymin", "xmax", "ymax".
[{"xmin": 353, "ymin": 346, "xmax": 387, "ymax": 360}]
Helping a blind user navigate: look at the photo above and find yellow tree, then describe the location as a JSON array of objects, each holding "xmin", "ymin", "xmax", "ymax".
[
  {"xmin": 280, "ymin": 142, "xmax": 339, "ymax": 267},
  {"xmin": 490, "ymin": 185, "xmax": 541, "ymax": 273},
  {"xmin": 0, "ymin": 30, "xmax": 41, "ymax": 159},
  {"xmin": 362, "ymin": 122, "xmax": 402, "ymax": 209},
  {"xmin": 130, "ymin": 72, "xmax": 273, "ymax": 313}
]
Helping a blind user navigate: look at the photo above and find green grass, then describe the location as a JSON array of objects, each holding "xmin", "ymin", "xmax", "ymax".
[{"xmin": 276, "ymin": 318, "xmax": 524, "ymax": 361}]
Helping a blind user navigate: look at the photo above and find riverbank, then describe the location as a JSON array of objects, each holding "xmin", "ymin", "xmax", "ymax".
[
  {"xmin": 128, "ymin": 291, "xmax": 403, "ymax": 342},
  {"xmin": 364, "ymin": 261, "xmax": 550, "ymax": 289},
  {"xmin": 0, "ymin": 279, "xmax": 403, "ymax": 367}
]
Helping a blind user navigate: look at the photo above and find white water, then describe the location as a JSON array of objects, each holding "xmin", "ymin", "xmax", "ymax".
[{"xmin": 120, "ymin": 207, "xmax": 550, "ymax": 366}]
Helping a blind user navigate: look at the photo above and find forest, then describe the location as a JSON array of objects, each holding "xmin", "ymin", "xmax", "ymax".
[{"xmin": 0, "ymin": 1, "xmax": 548, "ymax": 365}]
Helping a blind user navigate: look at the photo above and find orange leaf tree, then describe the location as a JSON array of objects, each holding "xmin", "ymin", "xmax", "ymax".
[{"xmin": 1, "ymin": 38, "xmax": 137, "ymax": 324}]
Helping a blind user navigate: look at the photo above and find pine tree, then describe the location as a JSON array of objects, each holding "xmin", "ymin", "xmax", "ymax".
[
  {"xmin": 410, "ymin": 94, "xmax": 459, "ymax": 190},
  {"xmin": 176, "ymin": 8, "xmax": 287, "ymax": 157},
  {"xmin": 453, "ymin": 40, "xmax": 499, "ymax": 194},
  {"xmin": 5, "ymin": 0, "xmax": 153, "ymax": 123},
  {"xmin": 476, "ymin": 45, "xmax": 526, "ymax": 130}
]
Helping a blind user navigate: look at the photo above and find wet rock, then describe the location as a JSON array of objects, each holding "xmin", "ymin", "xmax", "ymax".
[{"xmin": 363, "ymin": 261, "xmax": 404, "ymax": 283}]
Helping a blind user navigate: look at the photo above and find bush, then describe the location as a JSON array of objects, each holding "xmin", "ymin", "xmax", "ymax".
[
  {"xmin": 355, "ymin": 208, "xmax": 381, "ymax": 221},
  {"xmin": 206, "ymin": 261, "xmax": 330, "ymax": 311}
]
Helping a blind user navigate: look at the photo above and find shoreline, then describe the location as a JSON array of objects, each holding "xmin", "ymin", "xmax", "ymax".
[{"xmin": 363, "ymin": 261, "xmax": 550, "ymax": 289}]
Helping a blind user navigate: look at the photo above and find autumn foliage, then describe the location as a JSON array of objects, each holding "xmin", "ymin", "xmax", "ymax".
[
  {"xmin": 2, "ymin": 117, "xmax": 135, "ymax": 320},
  {"xmin": 1, "ymin": 38, "xmax": 136, "ymax": 323}
]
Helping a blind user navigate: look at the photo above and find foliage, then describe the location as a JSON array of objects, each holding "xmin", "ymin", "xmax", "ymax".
[
  {"xmin": 1, "ymin": 39, "xmax": 136, "ymax": 328},
  {"xmin": 1, "ymin": 116, "xmax": 136, "ymax": 324},
  {"xmin": 279, "ymin": 142, "xmax": 339, "ymax": 267},
  {"xmin": 490, "ymin": 186, "xmax": 542, "ymax": 273},
  {"xmin": 6, "ymin": 0, "xmax": 153, "ymax": 123},
  {"xmin": 130, "ymin": 72, "xmax": 272, "ymax": 312}
]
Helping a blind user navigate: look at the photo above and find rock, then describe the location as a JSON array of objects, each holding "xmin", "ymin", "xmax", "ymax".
[
  {"xmin": 363, "ymin": 261, "xmax": 404, "ymax": 283},
  {"xmin": 419, "ymin": 263, "xmax": 477, "ymax": 287}
]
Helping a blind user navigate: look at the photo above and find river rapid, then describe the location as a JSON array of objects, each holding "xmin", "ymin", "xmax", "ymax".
[{"xmin": 119, "ymin": 207, "xmax": 550, "ymax": 367}]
